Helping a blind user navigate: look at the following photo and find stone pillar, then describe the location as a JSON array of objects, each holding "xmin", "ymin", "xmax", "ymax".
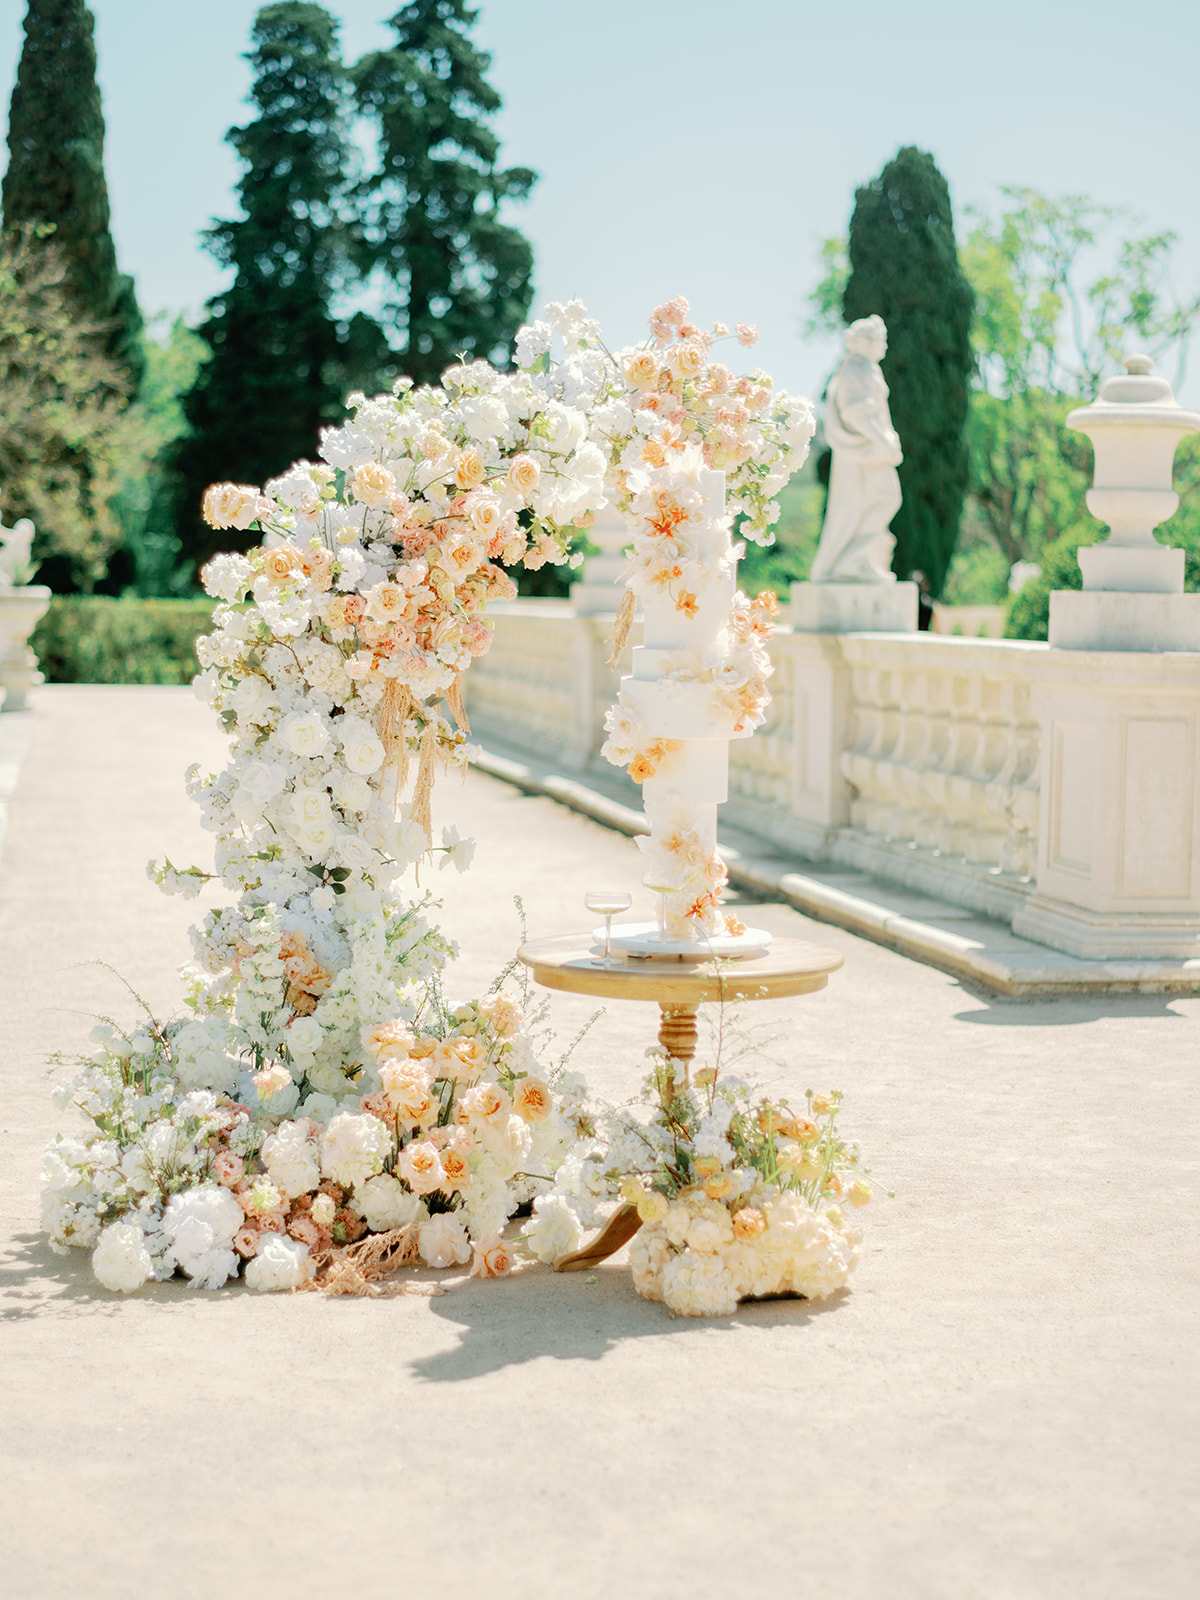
[
  {"xmin": 1014, "ymin": 357, "xmax": 1200, "ymax": 958},
  {"xmin": 784, "ymin": 630, "xmax": 854, "ymax": 856}
]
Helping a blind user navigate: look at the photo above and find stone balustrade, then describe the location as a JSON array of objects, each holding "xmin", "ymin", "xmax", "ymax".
[{"xmin": 464, "ymin": 601, "xmax": 1200, "ymax": 956}]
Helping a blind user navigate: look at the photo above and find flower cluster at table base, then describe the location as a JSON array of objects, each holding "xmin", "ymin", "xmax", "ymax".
[{"xmin": 523, "ymin": 1058, "xmax": 872, "ymax": 1319}]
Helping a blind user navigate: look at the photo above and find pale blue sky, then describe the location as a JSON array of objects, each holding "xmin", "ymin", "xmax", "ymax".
[{"xmin": 3, "ymin": 0, "xmax": 1199, "ymax": 402}]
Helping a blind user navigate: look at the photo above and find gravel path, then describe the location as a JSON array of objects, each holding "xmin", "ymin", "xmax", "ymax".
[{"xmin": 2, "ymin": 687, "xmax": 1197, "ymax": 1600}]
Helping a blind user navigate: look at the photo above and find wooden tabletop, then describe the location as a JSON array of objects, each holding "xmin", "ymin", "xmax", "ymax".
[{"xmin": 517, "ymin": 933, "xmax": 843, "ymax": 1006}]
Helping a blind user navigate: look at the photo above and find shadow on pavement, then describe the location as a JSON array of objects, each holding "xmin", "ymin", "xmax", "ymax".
[
  {"xmin": 953, "ymin": 993, "xmax": 1191, "ymax": 1025},
  {"xmin": 410, "ymin": 1264, "xmax": 849, "ymax": 1382}
]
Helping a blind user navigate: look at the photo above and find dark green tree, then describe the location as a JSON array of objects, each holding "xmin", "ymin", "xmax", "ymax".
[
  {"xmin": 2, "ymin": 0, "xmax": 143, "ymax": 392},
  {"xmin": 354, "ymin": 0, "xmax": 536, "ymax": 386},
  {"xmin": 842, "ymin": 146, "xmax": 974, "ymax": 596},
  {"xmin": 171, "ymin": 3, "xmax": 387, "ymax": 573}
]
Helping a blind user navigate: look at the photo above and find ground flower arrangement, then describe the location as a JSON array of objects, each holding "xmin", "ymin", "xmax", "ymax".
[{"xmin": 40, "ymin": 297, "xmax": 870, "ymax": 1316}]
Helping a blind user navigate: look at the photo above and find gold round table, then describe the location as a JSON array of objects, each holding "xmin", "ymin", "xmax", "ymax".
[
  {"xmin": 517, "ymin": 932, "xmax": 843, "ymax": 1073},
  {"xmin": 517, "ymin": 932, "xmax": 844, "ymax": 1270}
]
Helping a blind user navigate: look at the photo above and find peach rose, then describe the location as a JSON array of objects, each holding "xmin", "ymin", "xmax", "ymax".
[
  {"xmin": 363, "ymin": 581, "xmax": 409, "ymax": 623},
  {"xmin": 514, "ymin": 1076, "xmax": 552, "ymax": 1123},
  {"xmin": 454, "ymin": 449, "xmax": 486, "ymax": 490},
  {"xmin": 233, "ymin": 1225, "xmax": 260, "ymax": 1258},
  {"xmin": 468, "ymin": 1236, "xmax": 513, "ymax": 1279},
  {"xmin": 735, "ymin": 322, "xmax": 758, "ymax": 347},
  {"xmin": 459, "ymin": 1081, "xmax": 511, "ymax": 1123},
  {"xmin": 362, "ymin": 1020, "xmax": 416, "ymax": 1060},
  {"xmin": 440, "ymin": 1148, "xmax": 470, "ymax": 1192},
  {"xmin": 398, "ymin": 1140, "xmax": 446, "ymax": 1196},
  {"xmin": 351, "ymin": 461, "xmax": 397, "ymax": 506},
  {"xmin": 262, "ymin": 542, "xmax": 306, "ymax": 585},
  {"xmin": 433, "ymin": 1036, "xmax": 488, "ymax": 1081},
  {"xmin": 506, "ymin": 454, "xmax": 541, "ymax": 496}
]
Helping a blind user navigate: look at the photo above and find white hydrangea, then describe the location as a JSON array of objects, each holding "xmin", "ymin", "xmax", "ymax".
[
  {"xmin": 320, "ymin": 1112, "xmax": 391, "ymax": 1189},
  {"xmin": 418, "ymin": 1212, "xmax": 472, "ymax": 1269},
  {"xmin": 353, "ymin": 1173, "xmax": 427, "ymax": 1233},
  {"xmin": 522, "ymin": 1194, "xmax": 583, "ymax": 1264},
  {"xmin": 261, "ymin": 1120, "xmax": 321, "ymax": 1198},
  {"xmin": 244, "ymin": 1232, "xmax": 315, "ymax": 1293},
  {"xmin": 92, "ymin": 1220, "xmax": 154, "ymax": 1294},
  {"xmin": 162, "ymin": 1185, "xmax": 243, "ymax": 1290}
]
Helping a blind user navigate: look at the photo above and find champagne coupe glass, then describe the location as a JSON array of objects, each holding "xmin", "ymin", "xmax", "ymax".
[{"xmin": 585, "ymin": 890, "xmax": 632, "ymax": 967}]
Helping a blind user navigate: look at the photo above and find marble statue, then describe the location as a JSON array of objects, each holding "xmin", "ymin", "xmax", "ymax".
[
  {"xmin": 0, "ymin": 517, "xmax": 35, "ymax": 587},
  {"xmin": 810, "ymin": 315, "xmax": 903, "ymax": 584}
]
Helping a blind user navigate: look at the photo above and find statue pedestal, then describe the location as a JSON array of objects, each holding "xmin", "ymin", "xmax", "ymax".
[
  {"xmin": 790, "ymin": 581, "xmax": 918, "ymax": 634},
  {"xmin": 1049, "ymin": 590, "xmax": 1200, "ymax": 652}
]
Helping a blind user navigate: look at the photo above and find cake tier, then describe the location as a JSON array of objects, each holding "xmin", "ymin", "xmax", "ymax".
[
  {"xmin": 621, "ymin": 675, "xmax": 755, "ymax": 742},
  {"xmin": 639, "ymin": 566, "xmax": 736, "ymax": 654},
  {"xmin": 642, "ymin": 740, "xmax": 729, "ymax": 807}
]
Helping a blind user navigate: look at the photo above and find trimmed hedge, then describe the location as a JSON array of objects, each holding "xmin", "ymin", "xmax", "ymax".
[{"xmin": 31, "ymin": 597, "xmax": 217, "ymax": 685}]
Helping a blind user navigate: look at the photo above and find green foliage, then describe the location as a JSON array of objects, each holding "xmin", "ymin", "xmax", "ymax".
[
  {"xmin": 2, "ymin": 0, "xmax": 143, "ymax": 391},
  {"xmin": 842, "ymin": 147, "xmax": 975, "ymax": 598},
  {"xmin": 30, "ymin": 596, "xmax": 216, "ymax": 683},
  {"xmin": 0, "ymin": 224, "xmax": 136, "ymax": 589},
  {"xmin": 170, "ymin": 3, "xmax": 384, "ymax": 575},
  {"xmin": 354, "ymin": 0, "xmax": 536, "ymax": 385},
  {"xmin": 964, "ymin": 190, "xmax": 1200, "ymax": 575},
  {"xmin": 106, "ymin": 317, "xmax": 210, "ymax": 596}
]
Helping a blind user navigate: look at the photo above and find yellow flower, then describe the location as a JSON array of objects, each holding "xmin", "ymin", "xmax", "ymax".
[{"xmin": 636, "ymin": 1191, "xmax": 669, "ymax": 1225}]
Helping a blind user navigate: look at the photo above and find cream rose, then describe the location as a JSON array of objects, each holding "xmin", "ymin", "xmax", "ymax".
[
  {"xmin": 202, "ymin": 482, "xmax": 260, "ymax": 530},
  {"xmin": 622, "ymin": 350, "xmax": 660, "ymax": 390},
  {"xmin": 363, "ymin": 581, "xmax": 409, "ymax": 623},
  {"xmin": 351, "ymin": 462, "xmax": 397, "ymax": 507},
  {"xmin": 514, "ymin": 1077, "xmax": 552, "ymax": 1122}
]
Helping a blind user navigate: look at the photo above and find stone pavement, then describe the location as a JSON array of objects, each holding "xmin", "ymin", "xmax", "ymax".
[{"xmin": 1, "ymin": 687, "xmax": 1198, "ymax": 1600}]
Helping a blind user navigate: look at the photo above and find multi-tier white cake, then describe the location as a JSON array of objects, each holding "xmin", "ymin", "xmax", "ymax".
[{"xmin": 600, "ymin": 453, "xmax": 776, "ymax": 957}]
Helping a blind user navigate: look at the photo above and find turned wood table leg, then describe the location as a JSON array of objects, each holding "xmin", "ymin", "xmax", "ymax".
[{"xmin": 658, "ymin": 1002, "xmax": 699, "ymax": 1089}]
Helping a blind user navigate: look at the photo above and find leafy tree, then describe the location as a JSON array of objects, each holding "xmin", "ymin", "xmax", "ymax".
[
  {"xmin": 2, "ymin": 0, "xmax": 143, "ymax": 392},
  {"xmin": 962, "ymin": 189, "xmax": 1200, "ymax": 589},
  {"xmin": 102, "ymin": 318, "xmax": 210, "ymax": 597},
  {"xmin": 840, "ymin": 146, "xmax": 975, "ymax": 597},
  {"xmin": 0, "ymin": 224, "xmax": 134, "ymax": 588},
  {"xmin": 354, "ymin": 0, "xmax": 537, "ymax": 386},
  {"xmin": 171, "ymin": 3, "xmax": 386, "ymax": 573}
]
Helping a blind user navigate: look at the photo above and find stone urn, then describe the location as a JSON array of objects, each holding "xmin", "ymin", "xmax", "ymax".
[{"xmin": 0, "ymin": 584, "xmax": 52, "ymax": 711}]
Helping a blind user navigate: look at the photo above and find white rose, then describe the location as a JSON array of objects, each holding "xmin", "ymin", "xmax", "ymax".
[
  {"xmin": 276, "ymin": 711, "xmax": 330, "ymax": 758},
  {"xmin": 287, "ymin": 1017, "xmax": 323, "ymax": 1057},
  {"xmin": 335, "ymin": 834, "xmax": 376, "ymax": 872},
  {"xmin": 289, "ymin": 788, "xmax": 332, "ymax": 824},
  {"xmin": 332, "ymin": 772, "xmax": 372, "ymax": 814},
  {"xmin": 338, "ymin": 717, "xmax": 386, "ymax": 776},
  {"xmin": 295, "ymin": 818, "xmax": 338, "ymax": 859},
  {"xmin": 232, "ymin": 675, "xmax": 272, "ymax": 715},
  {"xmin": 262, "ymin": 1123, "xmax": 321, "ymax": 1197}
]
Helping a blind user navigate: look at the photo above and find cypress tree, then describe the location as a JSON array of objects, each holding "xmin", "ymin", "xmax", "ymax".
[
  {"xmin": 354, "ymin": 0, "xmax": 536, "ymax": 386},
  {"xmin": 842, "ymin": 146, "xmax": 974, "ymax": 596},
  {"xmin": 172, "ymin": 3, "xmax": 385, "ymax": 573},
  {"xmin": 2, "ymin": 0, "xmax": 143, "ymax": 392}
]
